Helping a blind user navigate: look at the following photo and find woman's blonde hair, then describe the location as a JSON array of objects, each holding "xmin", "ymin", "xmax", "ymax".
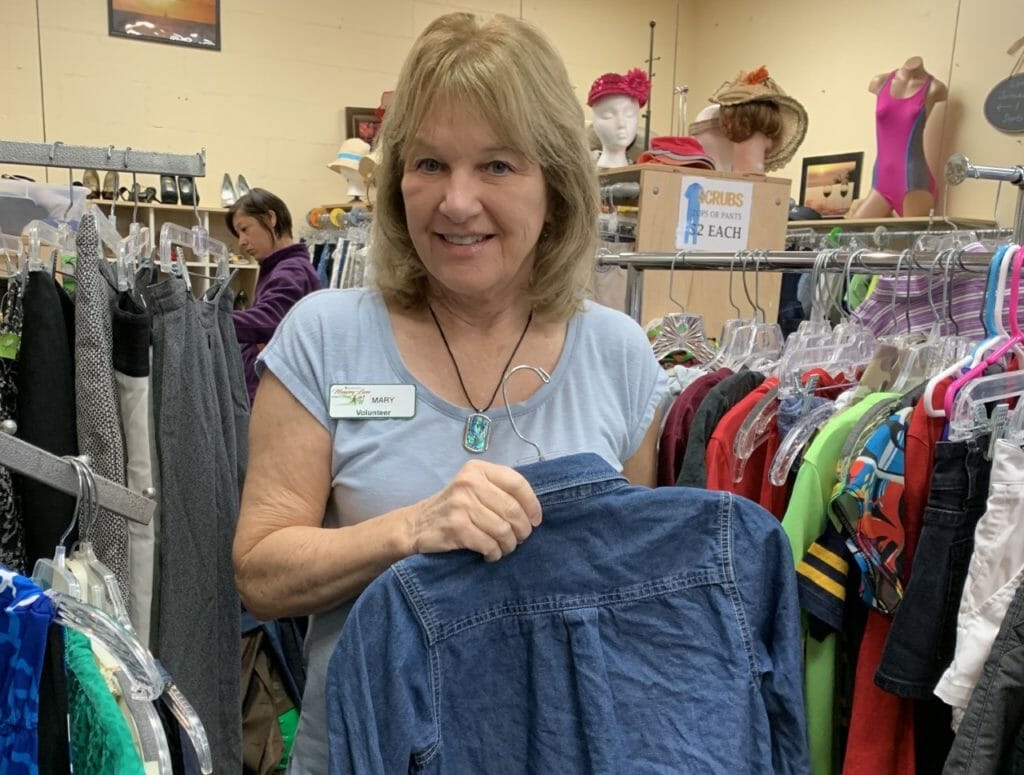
[{"xmin": 371, "ymin": 12, "xmax": 598, "ymax": 320}]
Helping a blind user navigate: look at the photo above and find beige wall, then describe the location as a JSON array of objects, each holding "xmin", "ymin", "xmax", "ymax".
[{"xmin": 1, "ymin": 0, "xmax": 1022, "ymax": 231}]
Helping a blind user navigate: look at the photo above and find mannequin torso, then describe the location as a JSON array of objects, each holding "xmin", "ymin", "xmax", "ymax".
[{"xmin": 852, "ymin": 56, "xmax": 948, "ymax": 218}]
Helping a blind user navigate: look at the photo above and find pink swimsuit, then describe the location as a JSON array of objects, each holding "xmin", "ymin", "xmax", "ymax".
[{"xmin": 871, "ymin": 71, "xmax": 935, "ymax": 216}]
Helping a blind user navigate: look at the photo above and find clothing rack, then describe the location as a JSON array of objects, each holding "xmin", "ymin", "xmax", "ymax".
[
  {"xmin": 0, "ymin": 140, "xmax": 206, "ymax": 177},
  {"xmin": 944, "ymin": 154, "xmax": 1024, "ymax": 243},
  {"xmin": 597, "ymin": 249, "xmax": 999, "ymax": 323},
  {"xmin": 0, "ymin": 427, "xmax": 154, "ymax": 526}
]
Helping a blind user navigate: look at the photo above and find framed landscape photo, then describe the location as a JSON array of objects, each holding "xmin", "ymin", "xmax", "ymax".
[
  {"xmin": 345, "ymin": 107, "xmax": 382, "ymax": 146},
  {"xmin": 799, "ymin": 152, "xmax": 864, "ymax": 218},
  {"xmin": 108, "ymin": 0, "xmax": 221, "ymax": 50}
]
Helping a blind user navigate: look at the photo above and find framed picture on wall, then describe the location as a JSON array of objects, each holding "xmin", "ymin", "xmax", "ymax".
[
  {"xmin": 345, "ymin": 108, "xmax": 382, "ymax": 146},
  {"xmin": 799, "ymin": 152, "xmax": 864, "ymax": 218},
  {"xmin": 108, "ymin": 0, "xmax": 221, "ymax": 50}
]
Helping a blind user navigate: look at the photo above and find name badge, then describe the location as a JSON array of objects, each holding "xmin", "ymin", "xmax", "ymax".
[{"xmin": 329, "ymin": 384, "xmax": 416, "ymax": 419}]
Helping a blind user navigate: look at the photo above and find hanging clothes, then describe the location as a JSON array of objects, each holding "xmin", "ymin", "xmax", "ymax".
[
  {"xmin": 0, "ymin": 281, "xmax": 26, "ymax": 574},
  {"xmin": 145, "ymin": 274, "xmax": 242, "ymax": 773},
  {"xmin": 73, "ymin": 214, "xmax": 131, "ymax": 608},
  {"xmin": 16, "ymin": 270, "xmax": 78, "ymax": 565},
  {"xmin": 324, "ymin": 453, "xmax": 809, "ymax": 774}
]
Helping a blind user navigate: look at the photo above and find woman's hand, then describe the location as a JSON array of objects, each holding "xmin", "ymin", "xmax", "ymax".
[{"xmin": 406, "ymin": 460, "xmax": 542, "ymax": 562}]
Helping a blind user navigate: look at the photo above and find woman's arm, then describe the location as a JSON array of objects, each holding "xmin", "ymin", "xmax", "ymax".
[
  {"xmin": 233, "ymin": 372, "xmax": 542, "ymax": 620},
  {"xmin": 621, "ymin": 409, "xmax": 661, "ymax": 488}
]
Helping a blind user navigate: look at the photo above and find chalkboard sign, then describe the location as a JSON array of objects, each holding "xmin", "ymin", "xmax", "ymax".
[{"xmin": 985, "ymin": 74, "xmax": 1024, "ymax": 133}]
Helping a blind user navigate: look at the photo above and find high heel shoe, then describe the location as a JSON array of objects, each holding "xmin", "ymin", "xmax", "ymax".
[
  {"xmin": 220, "ymin": 173, "xmax": 237, "ymax": 206},
  {"xmin": 178, "ymin": 176, "xmax": 198, "ymax": 206},
  {"xmin": 160, "ymin": 175, "xmax": 179, "ymax": 205},
  {"xmin": 236, "ymin": 174, "xmax": 251, "ymax": 196}
]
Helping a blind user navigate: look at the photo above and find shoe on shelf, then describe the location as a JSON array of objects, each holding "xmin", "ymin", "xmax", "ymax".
[
  {"xmin": 160, "ymin": 175, "xmax": 178, "ymax": 205},
  {"xmin": 178, "ymin": 176, "xmax": 198, "ymax": 206},
  {"xmin": 141, "ymin": 186, "xmax": 158, "ymax": 203},
  {"xmin": 102, "ymin": 171, "xmax": 119, "ymax": 200},
  {"xmin": 236, "ymin": 174, "xmax": 251, "ymax": 196},
  {"xmin": 82, "ymin": 169, "xmax": 100, "ymax": 199},
  {"xmin": 220, "ymin": 173, "xmax": 237, "ymax": 206}
]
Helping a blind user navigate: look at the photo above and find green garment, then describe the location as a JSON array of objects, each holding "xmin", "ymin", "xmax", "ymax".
[
  {"xmin": 65, "ymin": 629, "xmax": 146, "ymax": 775},
  {"xmin": 781, "ymin": 392, "xmax": 899, "ymax": 775}
]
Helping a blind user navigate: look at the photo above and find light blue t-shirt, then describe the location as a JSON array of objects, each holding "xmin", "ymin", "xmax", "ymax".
[{"xmin": 257, "ymin": 288, "xmax": 667, "ymax": 772}]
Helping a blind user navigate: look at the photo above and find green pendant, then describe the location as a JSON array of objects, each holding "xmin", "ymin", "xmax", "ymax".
[{"xmin": 463, "ymin": 413, "xmax": 491, "ymax": 453}]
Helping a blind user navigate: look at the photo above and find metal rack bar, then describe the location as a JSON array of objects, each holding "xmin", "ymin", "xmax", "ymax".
[
  {"xmin": 944, "ymin": 154, "xmax": 1024, "ymax": 243},
  {"xmin": 0, "ymin": 140, "xmax": 206, "ymax": 177},
  {"xmin": 596, "ymin": 249, "xmax": 998, "ymax": 323},
  {"xmin": 0, "ymin": 431, "xmax": 154, "ymax": 525}
]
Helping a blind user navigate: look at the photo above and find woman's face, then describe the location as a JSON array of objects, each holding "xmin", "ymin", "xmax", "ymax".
[
  {"xmin": 591, "ymin": 95, "xmax": 639, "ymax": 152},
  {"xmin": 401, "ymin": 103, "xmax": 549, "ymax": 306},
  {"xmin": 233, "ymin": 213, "xmax": 277, "ymax": 261}
]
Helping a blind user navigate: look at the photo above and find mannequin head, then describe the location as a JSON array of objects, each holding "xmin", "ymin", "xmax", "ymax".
[
  {"xmin": 586, "ymin": 68, "xmax": 651, "ymax": 169},
  {"xmin": 688, "ymin": 104, "xmax": 733, "ymax": 171},
  {"xmin": 709, "ymin": 66, "xmax": 808, "ymax": 173},
  {"xmin": 590, "ymin": 94, "xmax": 640, "ymax": 168}
]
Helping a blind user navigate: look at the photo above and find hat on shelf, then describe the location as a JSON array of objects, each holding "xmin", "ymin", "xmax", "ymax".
[
  {"xmin": 587, "ymin": 68, "xmax": 651, "ymax": 108},
  {"xmin": 710, "ymin": 66, "xmax": 808, "ymax": 171},
  {"xmin": 328, "ymin": 137, "xmax": 371, "ymax": 175},
  {"xmin": 636, "ymin": 136, "xmax": 716, "ymax": 169}
]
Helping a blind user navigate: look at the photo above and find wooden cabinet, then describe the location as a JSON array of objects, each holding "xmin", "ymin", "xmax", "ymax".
[
  {"xmin": 95, "ymin": 200, "xmax": 259, "ymax": 302},
  {"xmin": 600, "ymin": 164, "xmax": 791, "ymax": 340}
]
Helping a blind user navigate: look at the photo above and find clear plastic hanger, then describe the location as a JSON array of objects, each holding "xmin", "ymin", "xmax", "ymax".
[
  {"xmin": 700, "ymin": 250, "xmax": 748, "ymax": 372},
  {"xmin": 648, "ymin": 251, "xmax": 715, "ymax": 364},
  {"xmin": 23, "ymin": 219, "xmax": 74, "ymax": 273},
  {"xmin": 69, "ymin": 457, "xmax": 132, "ymax": 626},
  {"xmin": 30, "ymin": 454, "xmax": 86, "ymax": 598},
  {"xmin": 768, "ymin": 401, "xmax": 838, "ymax": 486},
  {"xmin": 113, "ymin": 668, "xmax": 174, "ymax": 774},
  {"xmin": 157, "ymin": 222, "xmax": 205, "ymax": 292}
]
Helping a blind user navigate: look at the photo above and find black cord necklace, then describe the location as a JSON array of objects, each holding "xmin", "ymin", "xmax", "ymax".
[{"xmin": 428, "ymin": 305, "xmax": 533, "ymax": 453}]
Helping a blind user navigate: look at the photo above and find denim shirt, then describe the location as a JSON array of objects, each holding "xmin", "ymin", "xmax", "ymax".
[{"xmin": 325, "ymin": 453, "xmax": 809, "ymax": 774}]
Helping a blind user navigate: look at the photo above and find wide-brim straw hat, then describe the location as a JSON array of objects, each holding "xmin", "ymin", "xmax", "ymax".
[{"xmin": 710, "ymin": 67, "xmax": 808, "ymax": 172}]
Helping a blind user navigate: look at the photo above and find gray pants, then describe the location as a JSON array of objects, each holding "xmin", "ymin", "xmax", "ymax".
[{"xmin": 147, "ymin": 275, "xmax": 242, "ymax": 772}]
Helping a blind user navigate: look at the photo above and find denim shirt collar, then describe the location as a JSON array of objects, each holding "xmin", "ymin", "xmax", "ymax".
[{"xmin": 515, "ymin": 452, "xmax": 629, "ymax": 502}]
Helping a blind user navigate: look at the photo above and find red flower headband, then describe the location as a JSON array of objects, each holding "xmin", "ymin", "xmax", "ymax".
[{"xmin": 587, "ymin": 68, "xmax": 651, "ymax": 108}]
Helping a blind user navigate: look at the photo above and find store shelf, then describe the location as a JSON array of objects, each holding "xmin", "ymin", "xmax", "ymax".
[
  {"xmin": 94, "ymin": 200, "xmax": 228, "ymax": 215},
  {"xmin": 788, "ymin": 215, "xmax": 997, "ymax": 230}
]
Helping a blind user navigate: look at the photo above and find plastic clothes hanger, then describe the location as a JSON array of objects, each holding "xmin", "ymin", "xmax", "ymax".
[
  {"xmin": 921, "ymin": 244, "xmax": 1013, "ymax": 417},
  {"xmin": 768, "ymin": 401, "xmax": 838, "ymax": 486},
  {"xmin": 701, "ymin": 251, "xmax": 749, "ymax": 372},
  {"xmin": 944, "ymin": 245, "xmax": 1024, "ymax": 420},
  {"xmin": 648, "ymin": 252, "xmax": 715, "ymax": 364},
  {"xmin": 30, "ymin": 454, "xmax": 86, "ymax": 598},
  {"xmin": 23, "ymin": 219, "xmax": 74, "ymax": 273}
]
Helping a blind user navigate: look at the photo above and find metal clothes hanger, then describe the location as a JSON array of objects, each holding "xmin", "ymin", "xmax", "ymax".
[{"xmin": 500, "ymin": 364, "xmax": 551, "ymax": 461}]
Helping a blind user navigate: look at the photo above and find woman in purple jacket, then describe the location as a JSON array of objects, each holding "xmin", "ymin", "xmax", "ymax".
[{"xmin": 228, "ymin": 189, "xmax": 320, "ymax": 404}]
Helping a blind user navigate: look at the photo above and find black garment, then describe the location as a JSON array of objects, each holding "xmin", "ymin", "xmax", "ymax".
[
  {"xmin": 778, "ymin": 271, "xmax": 807, "ymax": 339},
  {"xmin": 943, "ymin": 579, "xmax": 1024, "ymax": 774},
  {"xmin": 876, "ymin": 436, "xmax": 992, "ymax": 698},
  {"xmin": 17, "ymin": 272, "xmax": 78, "ymax": 565},
  {"xmin": 38, "ymin": 624, "xmax": 71, "ymax": 774},
  {"xmin": 676, "ymin": 370, "xmax": 765, "ymax": 488}
]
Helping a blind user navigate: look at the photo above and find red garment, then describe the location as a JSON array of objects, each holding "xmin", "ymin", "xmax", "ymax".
[
  {"xmin": 902, "ymin": 379, "xmax": 951, "ymax": 581},
  {"xmin": 843, "ymin": 612, "xmax": 916, "ymax": 775},
  {"xmin": 705, "ymin": 378, "xmax": 787, "ymax": 517},
  {"xmin": 657, "ymin": 369, "xmax": 731, "ymax": 487},
  {"xmin": 845, "ymin": 381, "xmax": 951, "ymax": 775}
]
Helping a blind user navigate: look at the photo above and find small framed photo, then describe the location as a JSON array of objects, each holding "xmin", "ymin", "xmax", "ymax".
[
  {"xmin": 799, "ymin": 152, "xmax": 864, "ymax": 218},
  {"xmin": 108, "ymin": 0, "xmax": 220, "ymax": 50},
  {"xmin": 345, "ymin": 107, "xmax": 382, "ymax": 146}
]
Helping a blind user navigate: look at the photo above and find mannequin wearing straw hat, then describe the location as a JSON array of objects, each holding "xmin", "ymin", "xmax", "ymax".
[
  {"xmin": 710, "ymin": 66, "xmax": 808, "ymax": 175},
  {"xmin": 850, "ymin": 56, "xmax": 948, "ymax": 218},
  {"xmin": 587, "ymin": 68, "xmax": 651, "ymax": 169}
]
